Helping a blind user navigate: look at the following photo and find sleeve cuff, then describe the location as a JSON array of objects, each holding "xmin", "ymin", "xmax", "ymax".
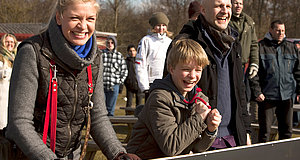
[
  {"xmin": 250, "ymin": 63, "xmax": 259, "ymax": 69},
  {"xmin": 205, "ymin": 128, "xmax": 218, "ymax": 138}
]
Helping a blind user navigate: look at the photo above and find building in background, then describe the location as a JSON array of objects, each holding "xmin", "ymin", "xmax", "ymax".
[{"xmin": 0, "ymin": 23, "xmax": 116, "ymax": 49}]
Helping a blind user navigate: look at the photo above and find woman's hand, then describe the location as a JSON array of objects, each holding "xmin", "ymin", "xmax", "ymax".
[{"xmin": 206, "ymin": 109, "xmax": 222, "ymax": 132}]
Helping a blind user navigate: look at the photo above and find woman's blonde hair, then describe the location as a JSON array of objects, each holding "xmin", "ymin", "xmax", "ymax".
[
  {"xmin": 167, "ymin": 38, "xmax": 209, "ymax": 72},
  {"xmin": 56, "ymin": 0, "xmax": 100, "ymax": 16},
  {"xmin": 41, "ymin": 0, "xmax": 100, "ymax": 33},
  {"xmin": 0, "ymin": 33, "xmax": 18, "ymax": 54}
]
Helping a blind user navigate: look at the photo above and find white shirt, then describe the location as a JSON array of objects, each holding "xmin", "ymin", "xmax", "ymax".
[{"xmin": 135, "ymin": 33, "xmax": 172, "ymax": 92}]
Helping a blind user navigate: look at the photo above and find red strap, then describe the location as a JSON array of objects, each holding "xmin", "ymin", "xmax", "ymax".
[
  {"xmin": 42, "ymin": 65, "xmax": 52, "ymax": 145},
  {"xmin": 43, "ymin": 64, "xmax": 93, "ymax": 153},
  {"xmin": 50, "ymin": 80, "xmax": 57, "ymax": 151},
  {"xmin": 43, "ymin": 61, "xmax": 58, "ymax": 152},
  {"xmin": 87, "ymin": 65, "xmax": 93, "ymax": 94}
]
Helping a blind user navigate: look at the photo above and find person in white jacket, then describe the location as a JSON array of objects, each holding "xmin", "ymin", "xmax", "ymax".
[
  {"xmin": 0, "ymin": 33, "xmax": 17, "ymax": 133},
  {"xmin": 135, "ymin": 12, "xmax": 172, "ymax": 101}
]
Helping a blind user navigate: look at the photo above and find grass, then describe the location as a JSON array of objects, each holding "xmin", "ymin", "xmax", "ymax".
[{"xmin": 90, "ymin": 90, "xmax": 135, "ymax": 160}]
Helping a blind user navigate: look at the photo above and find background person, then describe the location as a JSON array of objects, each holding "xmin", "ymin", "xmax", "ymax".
[
  {"xmin": 0, "ymin": 33, "xmax": 17, "ymax": 57},
  {"xmin": 124, "ymin": 44, "xmax": 142, "ymax": 109},
  {"xmin": 251, "ymin": 20, "xmax": 300, "ymax": 142},
  {"xmin": 229, "ymin": 0, "xmax": 259, "ymax": 124},
  {"xmin": 0, "ymin": 33, "xmax": 17, "ymax": 134},
  {"xmin": 102, "ymin": 36, "xmax": 128, "ymax": 116},
  {"xmin": 5, "ymin": 0, "xmax": 139, "ymax": 159},
  {"xmin": 135, "ymin": 12, "xmax": 172, "ymax": 102},
  {"xmin": 127, "ymin": 38, "xmax": 221, "ymax": 159},
  {"xmin": 188, "ymin": 1, "xmax": 202, "ymax": 21}
]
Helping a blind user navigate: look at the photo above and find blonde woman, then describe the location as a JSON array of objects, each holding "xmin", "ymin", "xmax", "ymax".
[
  {"xmin": 0, "ymin": 33, "xmax": 17, "ymax": 57},
  {"xmin": 0, "ymin": 33, "xmax": 17, "ymax": 133},
  {"xmin": 5, "ymin": 0, "xmax": 140, "ymax": 159}
]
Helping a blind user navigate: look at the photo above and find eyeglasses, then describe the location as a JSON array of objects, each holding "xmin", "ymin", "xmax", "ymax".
[{"xmin": 107, "ymin": 41, "xmax": 114, "ymax": 44}]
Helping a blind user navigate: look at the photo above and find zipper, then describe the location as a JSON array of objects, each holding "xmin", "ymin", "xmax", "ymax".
[
  {"xmin": 42, "ymin": 50, "xmax": 79, "ymax": 156},
  {"xmin": 63, "ymin": 81, "xmax": 78, "ymax": 156}
]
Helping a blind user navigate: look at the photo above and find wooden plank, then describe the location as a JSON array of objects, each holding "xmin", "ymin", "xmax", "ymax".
[
  {"xmin": 109, "ymin": 116, "xmax": 138, "ymax": 124},
  {"xmin": 120, "ymin": 107, "xmax": 136, "ymax": 112}
]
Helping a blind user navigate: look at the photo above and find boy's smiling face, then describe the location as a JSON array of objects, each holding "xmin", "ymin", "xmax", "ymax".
[{"xmin": 170, "ymin": 60, "xmax": 203, "ymax": 97}]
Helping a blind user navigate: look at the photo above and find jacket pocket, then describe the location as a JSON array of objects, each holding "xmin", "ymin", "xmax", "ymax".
[
  {"xmin": 260, "ymin": 54, "xmax": 276, "ymax": 75},
  {"xmin": 283, "ymin": 54, "xmax": 297, "ymax": 74}
]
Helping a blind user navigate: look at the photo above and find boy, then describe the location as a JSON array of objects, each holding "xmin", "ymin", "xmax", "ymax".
[
  {"xmin": 126, "ymin": 39, "xmax": 222, "ymax": 159},
  {"xmin": 124, "ymin": 44, "xmax": 143, "ymax": 109}
]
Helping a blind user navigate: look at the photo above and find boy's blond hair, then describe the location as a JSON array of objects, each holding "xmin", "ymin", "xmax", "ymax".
[{"xmin": 167, "ymin": 38, "xmax": 209, "ymax": 72}]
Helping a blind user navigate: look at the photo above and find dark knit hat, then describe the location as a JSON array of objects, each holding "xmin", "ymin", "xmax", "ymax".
[
  {"xmin": 188, "ymin": 1, "xmax": 202, "ymax": 19},
  {"xmin": 149, "ymin": 12, "xmax": 169, "ymax": 28}
]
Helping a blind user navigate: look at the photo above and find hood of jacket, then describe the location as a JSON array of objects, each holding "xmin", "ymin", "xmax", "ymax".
[
  {"xmin": 263, "ymin": 32, "xmax": 287, "ymax": 47},
  {"xmin": 106, "ymin": 35, "xmax": 118, "ymax": 52}
]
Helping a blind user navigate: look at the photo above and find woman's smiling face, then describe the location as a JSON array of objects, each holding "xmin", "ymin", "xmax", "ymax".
[{"xmin": 56, "ymin": 1, "xmax": 97, "ymax": 45}]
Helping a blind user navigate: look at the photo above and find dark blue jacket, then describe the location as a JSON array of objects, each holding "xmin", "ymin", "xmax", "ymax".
[{"xmin": 252, "ymin": 33, "xmax": 300, "ymax": 100}]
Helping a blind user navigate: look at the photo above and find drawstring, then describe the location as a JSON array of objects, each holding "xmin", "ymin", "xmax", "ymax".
[{"xmin": 183, "ymin": 88, "xmax": 211, "ymax": 109}]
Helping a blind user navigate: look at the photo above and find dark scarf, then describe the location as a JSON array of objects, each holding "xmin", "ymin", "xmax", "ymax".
[{"xmin": 200, "ymin": 14, "xmax": 235, "ymax": 55}]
